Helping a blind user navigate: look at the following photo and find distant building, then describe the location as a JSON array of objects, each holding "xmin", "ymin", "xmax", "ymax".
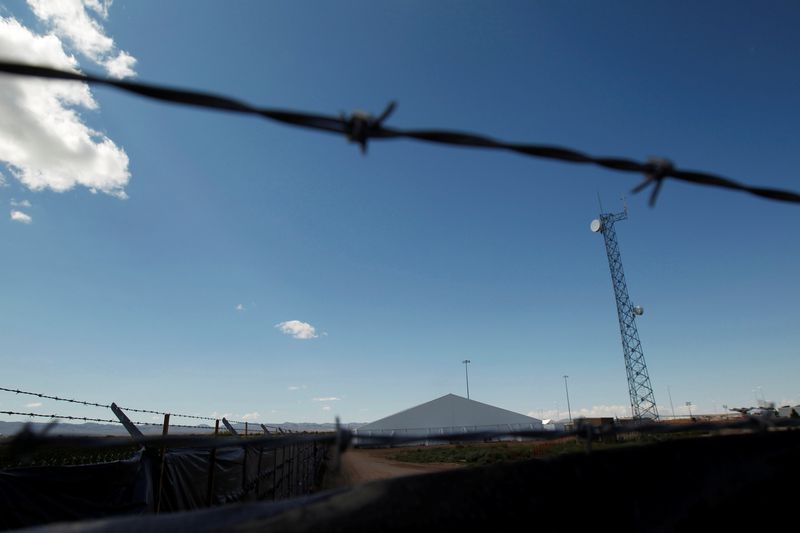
[
  {"xmin": 778, "ymin": 405, "xmax": 800, "ymax": 418},
  {"xmin": 541, "ymin": 419, "xmax": 566, "ymax": 431},
  {"xmin": 354, "ymin": 393, "xmax": 542, "ymax": 445},
  {"xmin": 576, "ymin": 417, "xmax": 615, "ymax": 427}
]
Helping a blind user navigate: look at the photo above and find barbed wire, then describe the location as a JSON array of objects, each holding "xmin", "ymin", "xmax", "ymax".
[
  {"xmin": 3, "ymin": 425, "xmax": 339, "ymax": 457},
  {"xmin": 4, "ymin": 413, "xmax": 798, "ymax": 458},
  {"xmin": 0, "ymin": 386, "xmax": 110, "ymax": 409},
  {"xmin": 1, "ymin": 62, "xmax": 798, "ymax": 207},
  {"xmin": 0, "ymin": 410, "xmax": 216, "ymax": 430},
  {"xmin": 116, "ymin": 405, "xmax": 216, "ymax": 422},
  {"xmin": 0, "ymin": 410, "xmax": 119, "ymax": 425},
  {"xmin": 0, "ymin": 385, "xmax": 239, "ymax": 423}
]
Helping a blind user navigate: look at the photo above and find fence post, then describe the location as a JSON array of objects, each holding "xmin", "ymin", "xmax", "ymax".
[
  {"xmin": 260, "ymin": 424, "xmax": 270, "ymax": 435},
  {"xmin": 206, "ymin": 419, "xmax": 219, "ymax": 507},
  {"xmin": 281, "ymin": 445, "xmax": 286, "ymax": 499},
  {"xmin": 245, "ymin": 421, "xmax": 248, "ymax": 436},
  {"xmin": 255, "ymin": 445, "xmax": 263, "ymax": 499},
  {"xmin": 156, "ymin": 413, "xmax": 170, "ymax": 514},
  {"xmin": 110, "ymin": 403, "xmax": 144, "ymax": 441},
  {"xmin": 289, "ymin": 444, "xmax": 295, "ymax": 497},
  {"xmin": 241, "ymin": 440, "xmax": 248, "ymax": 498},
  {"xmin": 272, "ymin": 446, "xmax": 278, "ymax": 501},
  {"xmin": 332, "ymin": 416, "xmax": 342, "ymax": 475},
  {"xmin": 222, "ymin": 417, "xmax": 239, "ymax": 436}
]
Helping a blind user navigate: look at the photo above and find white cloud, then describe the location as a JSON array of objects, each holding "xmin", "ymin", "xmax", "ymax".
[
  {"xmin": 25, "ymin": 401, "xmax": 42, "ymax": 408},
  {"xmin": 313, "ymin": 397, "xmax": 340, "ymax": 402},
  {"xmin": 0, "ymin": 16, "xmax": 131, "ymax": 198},
  {"xmin": 235, "ymin": 303, "xmax": 245, "ymax": 312},
  {"xmin": 11, "ymin": 210, "xmax": 32, "ymax": 223},
  {"xmin": 102, "ymin": 49, "xmax": 136, "ymax": 79},
  {"xmin": 83, "ymin": 0, "xmax": 111, "ymax": 18},
  {"xmin": 275, "ymin": 320, "xmax": 318, "ymax": 340},
  {"xmin": 288, "ymin": 385, "xmax": 306, "ymax": 391},
  {"xmin": 27, "ymin": 0, "xmax": 137, "ymax": 78},
  {"xmin": 241, "ymin": 412, "xmax": 259, "ymax": 421},
  {"xmin": 529, "ymin": 404, "xmax": 631, "ymax": 420},
  {"xmin": 10, "ymin": 199, "xmax": 32, "ymax": 207},
  {"xmin": 322, "ymin": 406, "xmax": 331, "ymax": 412},
  {"xmin": 0, "ymin": 171, "xmax": 7, "ymax": 187},
  {"xmin": 571, "ymin": 404, "xmax": 631, "ymax": 418}
]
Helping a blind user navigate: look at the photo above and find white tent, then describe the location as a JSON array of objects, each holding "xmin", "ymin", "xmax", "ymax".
[
  {"xmin": 541, "ymin": 419, "xmax": 566, "ymax": 431},
  {"xmin": 354, "ymin": 393, "xmax": 541, "ymax": 442}
]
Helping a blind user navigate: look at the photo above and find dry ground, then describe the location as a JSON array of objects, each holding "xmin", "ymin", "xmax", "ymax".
[{"xmin": 327, "ymin": 447, "xmax": 464, "ymax": 487}]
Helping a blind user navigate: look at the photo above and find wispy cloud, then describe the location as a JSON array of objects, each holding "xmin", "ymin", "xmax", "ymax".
[
  {"xmin": 322, "ymin": 406, "xmax": 331, "ymax": 412},
  {"xmin": 288, "ymin": 385, "xmax": 306, "ymax": 391},
  {"xmin": 0, "ymin": 15, "xmax": 131, "ymax": 198},
  {"xmin": 25, "ymin": 401, "xmax": 42, "ymax": 408},
  {"xmin": 10, "ymin": 199, "xmax": 30, "ymax": 208},
  {"xmin": 27, "ymin": 0, "xmax": 137, "ymax": 78},
  {"xmin": 275, "ymin": 320, "xmax": 318, "ymax": 340},
  {"xmin": 313, "ymin": 397, "xmax": 340, "ymax": 402},
  {"xmin": 529, "ymin": 404, "xmax": 630, "ymax": 420},
  {"xmin": 235, "ymin": 303, "xmax": 245, "ymax": 312},
  {"xmin": 10, "ymin": 210, "xmax": 32, "ymax": 224},
  {"xmin": 241, "ymin": 412, "xmax": 259, "ymax": 421}
]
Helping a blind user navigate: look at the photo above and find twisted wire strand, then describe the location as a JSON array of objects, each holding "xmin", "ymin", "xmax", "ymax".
[
  {"xmin": 0, "ymin": 410, "xmax": 211, "ymax": 429},
  {"xmin": 1, "ymin": 62, "xmax": 798, "ymax": 206},
  {"xmin": 1, "ymin": 385, "xmax": 218, "ymax": 422}
]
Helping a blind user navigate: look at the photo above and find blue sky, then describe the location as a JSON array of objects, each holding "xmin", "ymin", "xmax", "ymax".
[{"xmin": 0, "ymin": 1, "xmax": 798, "ymax": 425}]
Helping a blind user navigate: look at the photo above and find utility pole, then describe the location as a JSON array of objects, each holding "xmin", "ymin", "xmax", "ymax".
[
  {"xmin": 563, "ymin": 375, "xmax": 572, "ymax": 422},
  {"xmin": 685, "ymin": 401, "xmax": 693, "ymax": 419},
  {"xmin": 462, "ymin": 360, "xmax": 471, "ymax": 399},
  {"xmin": 668, "ymin": 386, "xmax": 676, "ymax": 418}
]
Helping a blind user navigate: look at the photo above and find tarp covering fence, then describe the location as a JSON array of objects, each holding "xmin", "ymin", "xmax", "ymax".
[{"xmin": 0, "ymin": 439, "xmax": 331, "ymax": 530}]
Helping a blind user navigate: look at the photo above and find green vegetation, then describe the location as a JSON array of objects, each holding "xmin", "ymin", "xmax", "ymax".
[
  {"xmin": 388, "ymin": 437, "xmax": 657, "ymax": 466},
  {"xmin": 0, "ymin": 440, "xmax": 139, "ymax": 469}
]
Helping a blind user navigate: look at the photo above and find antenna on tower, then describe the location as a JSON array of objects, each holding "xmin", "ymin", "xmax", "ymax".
[
  {"xmin": 590, "ymin": 207, "xmax": 658, "ymax": 420},
  {"xmin": 622, "ymin": 195, "xmax": 629, "ymax": 217}
]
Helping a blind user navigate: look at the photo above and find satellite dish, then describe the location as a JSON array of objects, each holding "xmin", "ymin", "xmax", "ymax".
[
  {"xmin": 633, "ymin": 305, "xmax": 644, "ymax": 316},
  {"xmin": 590, "ymin": 219, "xmax": 603, "ymax": 233}
]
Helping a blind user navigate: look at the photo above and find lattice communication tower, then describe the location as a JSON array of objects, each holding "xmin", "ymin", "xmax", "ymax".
[{"xmin": 591, "ymin": 209, "xmax": 659, "ymax": 420}]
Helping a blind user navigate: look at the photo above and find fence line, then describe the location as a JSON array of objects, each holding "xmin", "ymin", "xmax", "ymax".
[
  {"xmin": 4, "ymin": 385, "xmax": 797, "ymax": 450},
  {"xmin": 0, "ymin": 422, "xmax": 337, "ymax": 525},
  {"xmin": 4, "ymin": 411, "xmax": 797, "ymax": 457},
  {"xmin": 0, "ymin": 386, "xmax": 110, "ymax": 409},
  {"xmin": 0, "ymin": 410, "xmax": 212, "ymax": 430},
  {"xmin": 1, "ymin": 406, "xmax": 796, "ymax": 527},
  {"xmin": 1, "ymin": 61, "xmax": 799, "ymax": 207},
  {"xmin": 0, "ymin": 385, "xmax": 287, "ymax": 431}
]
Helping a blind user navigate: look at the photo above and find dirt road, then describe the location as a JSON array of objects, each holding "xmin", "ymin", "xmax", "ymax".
[{"xmin": 331, "ymin": 448, "xmax": 462, "ymax": 486}]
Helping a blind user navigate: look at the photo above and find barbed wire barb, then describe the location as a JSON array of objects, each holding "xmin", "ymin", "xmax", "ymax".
[{"xmin": 1, "ymin": 62, "xmax": 799, "ymax": 206}]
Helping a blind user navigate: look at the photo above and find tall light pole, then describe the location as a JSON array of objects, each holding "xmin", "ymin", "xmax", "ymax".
[
  {"xmin": 563, "ymin": 375, "xmax": 573, "ymax": 422},
  {"xmin": 462, "ymin": 360, "xmax": 471, "ymax": 399},
  {"xmin": 685, "ymin": 401, "xmax": 693, "ymax": 419},
  {"xmin": 668, "ymin": 386, "xmax": 676, "ymax": 418}
]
